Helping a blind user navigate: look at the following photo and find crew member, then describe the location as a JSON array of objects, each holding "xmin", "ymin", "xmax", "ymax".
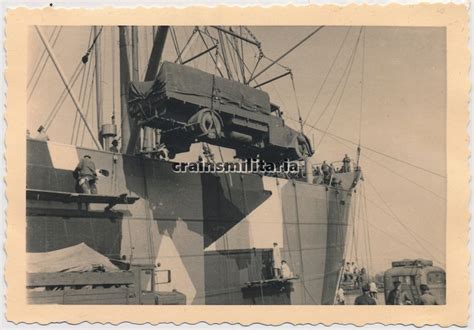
[
  {"xmin": 387, "ymin": 280, "xmax": 412, "ymax": 305},
  {"xmin": 369, "ymin": 281, "xmax": 378, "ymax": 300},
  {"xmin": 272, "ymin": 242, "xmax": 282, "ymax": 278},
  {"xmin": 73, "ymin": 155, "xmax": 98, "ymax": 194},
  {"xmin": 336, "ymin": 287, "xmax": 345, "ymax": 305},
  {"xmin": 358, "ymin": 267, "xmax": 369, "ymax": 289},
  {"xmin": 281, "ymin": 260, "xmax": 293, "ymax": 279},
  {"xmin": 109, "ymin": 139, "xmax": 119, "ymax": 153},
  {"xmin": 354, "ymin": 283, "xmax": 377, "ymax": 305},
  {"xmin": 321, "ymin": 161, "xmax": 330, "ymax": 184},
  {"xmin": 342, "ymin": 154, "xmax": 351, "ymax": 172},
  {"xmin": 419, "ymin": 284, "xmax": 439, "ymax": 305}
]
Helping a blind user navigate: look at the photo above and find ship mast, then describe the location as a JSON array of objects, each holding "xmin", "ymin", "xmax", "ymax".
[
  {"xmin": 119, "ymin": 26, "xmax": 139, "ymax": 154},
  {"xmin": 143, "ymin": 26, "xmax": 169, "ymax": 154}
]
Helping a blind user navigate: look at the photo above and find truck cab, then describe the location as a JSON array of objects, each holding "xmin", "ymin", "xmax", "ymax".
[{"xmin": 131, "ymin": 264, "xmax": 186, "ymax": 305}]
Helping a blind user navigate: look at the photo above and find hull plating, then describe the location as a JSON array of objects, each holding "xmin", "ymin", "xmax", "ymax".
[{"xmin": 26, "ymin": 139, "xmax": 354, "ymax": 304}]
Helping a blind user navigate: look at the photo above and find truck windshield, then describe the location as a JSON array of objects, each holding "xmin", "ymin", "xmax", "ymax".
[{"xmin": 427, "ymin": 271, "xmax": 446, "ymax": 285}]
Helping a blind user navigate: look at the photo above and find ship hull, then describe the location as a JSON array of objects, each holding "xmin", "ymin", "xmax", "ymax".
[{"xmin": 26, "ymin": 139, "xmax": 355, "ymax": 305}]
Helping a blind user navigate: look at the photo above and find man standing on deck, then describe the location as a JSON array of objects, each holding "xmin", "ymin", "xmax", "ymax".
[
  {"xmin": 321, "ymin": 161, "xmax": 330, "ymax": 184},
  {"xmin": 109, "ymin": 139, "xmax": 119, "ymax": 153},
  {"xmin": 272, "ymin": 242, "xmax": 282, "ymax": 278},
  {"xmin": 73, "ymin": 155, "xmax": 98, "ymax": 194},
  {"xmin": 354, "ymin": 283, "xmax": 377, "ymax": 305},
  {"xmin": 342, "ymin": 154, "xmax": 351, "ymax": 172}
]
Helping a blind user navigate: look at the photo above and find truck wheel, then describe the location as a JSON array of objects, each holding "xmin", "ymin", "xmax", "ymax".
[
  {"xmin": 189, "ymin": 109, "xmax": 222, "ymax": 140},
  {"xmin": 295, "ymin": 134, "xmax": 312, "ymax": 159}
]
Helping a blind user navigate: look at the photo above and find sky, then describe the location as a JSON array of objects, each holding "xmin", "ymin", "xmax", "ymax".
[{"xmin": 27, "ymin": 26, "xmax": 446, "ymax": 273}]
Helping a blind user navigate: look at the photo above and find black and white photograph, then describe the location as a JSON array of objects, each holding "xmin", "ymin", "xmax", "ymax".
[{"xmin": 24, "ymin": 24, "xmax": 447, "ymax": 307}]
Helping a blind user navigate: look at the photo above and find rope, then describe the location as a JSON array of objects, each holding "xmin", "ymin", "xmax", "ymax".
[
  {"xmin": 325, "ymin": 133, "xmax": 446, "ymax": 200},
  {"xmin": 365, "ymin": 177, "xmax": 444, "ymax": 266},
  {"xmin": 170, "ymin": 27, "xmax": 182, "ymax": 64},
  {"xmin": 43, "ymin": 63, "xmax": 84, "ymax": 131},
  {"xmin": 79, "ymin": 69, "xmax": 96, "ymax": 146},
  {"xmin": 111, "ymin": 26, "xmax": 116, "ymax": 124},
  {"xmin": 307, "ymin": 28, "xmax": 362, "ymax": 134},
  {"xmin": 290, "ymin": 73, "xmax": 303, "ymax": 133},
  {"xmin": 27, "ymin": 27, "xmax": 63, "ymax": 102},
  {"xmin": 317, "ymin": 27, "xmax": 362, "ymax": 148},
  {"xmin": 27, "ymin": 26, "xmax": 60, "ymax": 89},
  {"xmin": 303, "ymin": 27, "xmax": 351, "ymax": 126},
  {"xmin": 71, "ymin": 28, "xmax": 94, "ymax": 144},
  {"xmin": 303, "ymin": 124, "xmax": 446, "ymax": 179},
  {"xmin": 358, "ymin": 27, "xmax": 366, "ymax": 146}
]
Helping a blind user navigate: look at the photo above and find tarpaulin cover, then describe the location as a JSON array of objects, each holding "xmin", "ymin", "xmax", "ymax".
[
  {"xmin": 129, "ymin": 61, "xmax": 271, "ymax": 114},
  {"xmin": 27, "ymin": 243, "xmax": 119, "ymax": 273}
]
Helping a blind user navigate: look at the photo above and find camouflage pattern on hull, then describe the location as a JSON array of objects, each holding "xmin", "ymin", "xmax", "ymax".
[{"xmin": 26, "ymin": 139, "xmax": 355, "ymax": 305}]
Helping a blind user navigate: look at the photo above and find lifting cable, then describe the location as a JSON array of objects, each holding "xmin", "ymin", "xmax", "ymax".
[
  {"xmin": 170, "ymin": 27, "xmax": 182, "ymax": 64},
  {"xmin": 290, "ymin": 73, "xmax": 304, "ymax": 133},
  {"xmin": 303, "ymin": 27, "xmax": 351, "ymax": 127}
]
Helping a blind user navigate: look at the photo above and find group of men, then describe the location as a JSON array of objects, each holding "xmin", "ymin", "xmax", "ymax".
[
  {"xmin": 343, "ymin": 261, "xmax": 368, "ymax": 288},
  {"xmin": 337, "ymin": 279, "xmax": 439, "ymax": 305},
  {"xmin": 314, "ymin": 154, "xmax": 352, "ymax": 185},
  {"xmin": 385, "ymin": 280, "xmax": 439, "ymax": 305}
]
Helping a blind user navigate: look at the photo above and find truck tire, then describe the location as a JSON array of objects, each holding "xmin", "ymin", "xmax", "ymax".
[{"xmin": 189, "ymin": 109, "xmax": 222, "ymax": 140}]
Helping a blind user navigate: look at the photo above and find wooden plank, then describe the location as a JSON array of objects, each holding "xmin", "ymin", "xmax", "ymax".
[
  {"xmin": 27, "ymin": 272, "xmax": 135, "ymax": 287},
  {"xmin": 26, "ymin": 189, "xmax": 139, "ymax": 205},
  {"xmin": 26, "ymin": 207, "xmax": 129, "ymax": 219},
  {"xmin": 27, "ymin": 287, "xmax": 133, "ymax": 305}
]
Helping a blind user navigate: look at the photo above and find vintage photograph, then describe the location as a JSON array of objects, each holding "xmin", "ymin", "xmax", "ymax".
[{"xmin": 24, "ymin": 24, "xmax": 447, "ymax": 306}]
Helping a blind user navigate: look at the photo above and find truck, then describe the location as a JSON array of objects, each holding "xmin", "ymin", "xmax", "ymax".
[
  {"xmin": 27, "ymin": 263, "xmax": 186, "ymax": 305},
  {"xmin": 128, "ymin": 61, "xmax": 313, "ymax": 162},
  {"xmin": 383, "ymin": 259, "xmax": 445, "ymax": 305}
]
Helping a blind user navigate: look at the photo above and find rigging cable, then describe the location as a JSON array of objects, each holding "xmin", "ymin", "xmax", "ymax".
[
  {"xmin": 365, "ymin": 177, "xmax": 444, "ymax": 266},
  {"xmin": 317, "ymin": 27, "xmax": 363, "ymax": 148},
  {"xmin": 323, "ymin": 132, "xmax": 446, "ymax": 200},
  {"xmin": 303, "ymin": 27, "xmax": 351, "ymax": 126},
  {"xmin": 358, "ymin": 27, "xmax": 366, "ymax": 146},
  {"xmin": 111, "ymin": 26, "xmax": 116, "ymax": 124},
  {"xmin": 43, "ymin": 63, "xmax": 84, "ymax": 131},
  {"xmin": 27, "ymin": 27, "xmax": 63, "ymax": 102},
  {"xmin": 306, "ymin": 28, "xmax": 362, "ymax": 136},
  {"xmin": 71, "ymin": 28, "xmax": 94, "ymax": 143},
  {"xmin": 301, "ymin": 122, "xmax": 446, "ymax": 179},
  {"xmin": 76, "ymin": 47, "xmax": 96, "ymax": 145},
  {"xmin": 28, "ymin": 26, "xmax": 59, "ymax": 89}
]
